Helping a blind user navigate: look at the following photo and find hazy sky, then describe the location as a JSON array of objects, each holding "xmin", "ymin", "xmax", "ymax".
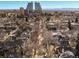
[{"xmin": 0, "ymin": 1, "xmax": 79, "ymax": 9}]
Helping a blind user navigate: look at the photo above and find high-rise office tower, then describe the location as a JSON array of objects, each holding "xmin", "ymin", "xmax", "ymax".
[
  {"xmin": 20, "ymin": 7, "xmax": 25, "ymax": 16},
  {"xmin": 35, "ymin": 2, "xmax": 42, "ymax": 12},
  {"xmin": 26, "ymin": 2, "xmax": 33, "ymax": 13}
]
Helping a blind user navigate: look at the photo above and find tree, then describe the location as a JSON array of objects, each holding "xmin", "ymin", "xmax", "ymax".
[
  {"xmin": 1, "ymin": 13, "xmax": 6, "ymax": 17},
  {"xmin": 75, "ymin": 41, "xmax": 79, "ymax": 57},
  {"xmin": 25, "ymin": 17, "xmax": 28, "ymax": 22},
  {"xmin": 75, "ymin": 18, "xmax": 78, "ymax": 23},
  {"xmin": 68, "ymin": 20, "xmax": 72, "ymax": 30},
  {"xmin": 46, "ymin": 17, "xmax": 50, "ymax": 21},
  {"xmin": 75, "ymin": 33, "xmax": 79, "ymax": 57}
]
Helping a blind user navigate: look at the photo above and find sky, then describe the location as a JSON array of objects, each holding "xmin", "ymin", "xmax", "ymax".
[{"xmin": 0, "ymin": 1, "xmax": 79, "ymax": 9}]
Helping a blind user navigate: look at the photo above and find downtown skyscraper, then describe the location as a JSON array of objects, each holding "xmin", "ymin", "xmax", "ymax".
[
  {"xmin": 35, "ymin": 2, "xmax": 42, "ymax": 12},
  {"xmin": 26, "ymin": 2, "xmax": 42, "ymax": 13},
  {"xmin": 26, "ymin": 2, "xmax": 33, "ymax": 13}
]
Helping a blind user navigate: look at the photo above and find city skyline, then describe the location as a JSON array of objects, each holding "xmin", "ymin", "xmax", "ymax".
[{"xmin": 0, "ymin": 1, "xmax": 79, "ymax": 9}]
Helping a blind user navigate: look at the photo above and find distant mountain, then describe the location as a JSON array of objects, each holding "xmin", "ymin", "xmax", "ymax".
[{"xmin": 43, "ymin": 8, "xmax": 79, "ymax": 11}]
